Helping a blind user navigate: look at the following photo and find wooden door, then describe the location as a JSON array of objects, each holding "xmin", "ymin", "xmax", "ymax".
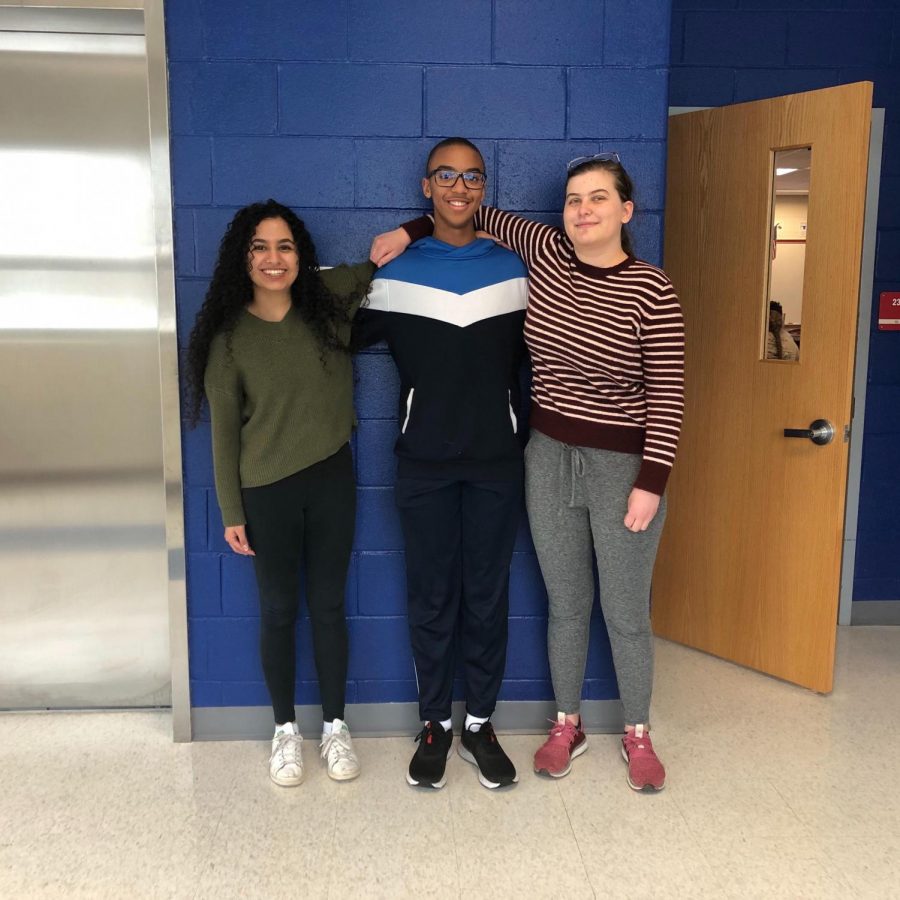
[{"xmin": 653, "ymin": 82, "xmax": 872, "ymax": 692}]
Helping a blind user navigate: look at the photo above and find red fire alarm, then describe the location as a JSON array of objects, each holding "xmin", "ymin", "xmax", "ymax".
[{"xmin": 879, "ymin": 292, "xmax": 900, "ymax": 331}]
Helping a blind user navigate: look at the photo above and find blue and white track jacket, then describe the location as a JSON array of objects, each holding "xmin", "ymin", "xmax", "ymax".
[{"xmin": 355, "ymin": 237, "xmax": 528, "ymax": 480}]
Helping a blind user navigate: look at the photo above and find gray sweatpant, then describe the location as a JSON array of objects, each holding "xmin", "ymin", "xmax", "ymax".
[{"xmin": 525, "ymin": 429, "xmax": 666, "ymax": 724}]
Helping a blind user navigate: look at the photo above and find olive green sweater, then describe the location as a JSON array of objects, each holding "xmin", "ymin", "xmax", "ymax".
[{"xmin": 204, "ymin": 262, "xmax": 375, "ymax": 526}]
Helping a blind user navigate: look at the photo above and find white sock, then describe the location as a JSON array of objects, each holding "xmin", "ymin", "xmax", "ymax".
[
  {"xmin": 275, "ymin": 721, "xmax": 298, "ymax": 737},
  {"xmin": 465, "ymin": 713, "xmax": 489, "ymax": 732},
  {"xmin": 323, "ymin": 718, "xmax": 347, "ymax": 736},
  {"xmin": 438, "ymin": 718, "xmax": 452, "ymax": 733}
]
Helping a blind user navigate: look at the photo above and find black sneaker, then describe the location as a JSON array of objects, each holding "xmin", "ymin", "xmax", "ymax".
[
  {"xmin": 406, "ymin": 722, "xmax": 454, "ymax": 789},
  {"xmin": 458, "ymin": 721, "xmax": 518, "ymax": 789}
]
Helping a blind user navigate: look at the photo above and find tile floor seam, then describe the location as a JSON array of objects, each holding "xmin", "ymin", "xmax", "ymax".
[
  {"xmin": 557, "ymin": 780, "xmax": 597, "ymax": 899},
  {"xmin": 764, "ymin": 780, "xmax": 859, "ymax": 899},
  {"xmin": 667, "ymin": 789, "xmax": 734, "ymax": 894},
  {"xmin": 446, "ymin": 775, "xmax": 462, "ymax": 899},
  {"xmin": 188, "ymin": 767, "xmax": 239, "ymax": 900},
  {"xmin": 325, "ymin": 780, "xmax": 340, "ymax": 900},
  {"xmin": 766, "ymin": 778, "xmax": 805, "ymax": 827}
]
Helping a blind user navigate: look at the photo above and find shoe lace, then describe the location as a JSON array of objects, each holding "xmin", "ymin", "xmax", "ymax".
[
  {"xmin": 273, "ymin": 732, "xmax": 302, "ymax": 767},
  {"xmin": 547, "ymin": 718, "xmax": 578, "ymax": 742},
  {"xmin": 320, "ymin": 729, "xmax": 353, "ymax": 763},
  {"xmin": 414, "ymin": 723, "xmax": 435, "ymax": 746},
  {"xmin": 623, "ymin": 731, "xmax": 654, "ymax": 758},
  {"xmin": 479, "ymin": 722, "xmax": 498, "ymax": 744}
]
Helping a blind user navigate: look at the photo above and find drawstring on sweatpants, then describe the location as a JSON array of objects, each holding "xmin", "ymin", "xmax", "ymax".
[{"xmin": 561, "ymin": 444, "xmax": 585, "ymax": 508}]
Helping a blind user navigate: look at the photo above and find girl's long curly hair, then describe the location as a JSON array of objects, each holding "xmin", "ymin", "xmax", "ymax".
[{"xmin": 184, "ymin": 199, "xmax": 353, "ymax": 426}]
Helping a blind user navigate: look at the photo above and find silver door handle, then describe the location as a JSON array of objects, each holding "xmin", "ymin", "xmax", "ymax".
[{"xmin": 783, "ymin": 419, "xmax": 835, "ymax": 446}]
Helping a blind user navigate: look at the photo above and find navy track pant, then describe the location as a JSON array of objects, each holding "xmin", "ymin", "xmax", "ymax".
[{"xmin": 395, "ymin": 472, "xmax": 523, "ymax": 723}]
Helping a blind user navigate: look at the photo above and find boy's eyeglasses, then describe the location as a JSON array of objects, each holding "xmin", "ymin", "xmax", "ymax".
[
  {"xmin": 566, "ymin": 152, "xmax": 621, "ymax": 172},
  {"xmin": 427, "ymin": 168, "xmax": 487, "ymax": 189}
]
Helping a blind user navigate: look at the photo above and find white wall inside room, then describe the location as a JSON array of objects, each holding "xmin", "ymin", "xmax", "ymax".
[{"xmin": 770, "ymin": 193, "xmax": 808, "ymax": 325}]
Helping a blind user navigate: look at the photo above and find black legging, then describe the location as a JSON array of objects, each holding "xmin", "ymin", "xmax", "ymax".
[{"xmin": 242, "ymin": 444, "xmax": 356, "ymax": 724}]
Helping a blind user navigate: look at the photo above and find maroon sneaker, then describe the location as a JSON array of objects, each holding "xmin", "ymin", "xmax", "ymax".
[
  {"xmin": 533, "ymin": 713, "xmax": 587, "ymax": 778},
  {"xmin": 621, "ymin": 725, "xmax": 665, "ymax": 791}
]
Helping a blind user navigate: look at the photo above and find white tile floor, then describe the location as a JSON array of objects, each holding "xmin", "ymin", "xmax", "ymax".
[{"xmin": 1, "ymin": 627, "xmax": 898, "ymax": 899}]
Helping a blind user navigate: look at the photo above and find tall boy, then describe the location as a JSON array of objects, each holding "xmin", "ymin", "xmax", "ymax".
[{"xmin": 356, "ymin": 138, "xmax": 527, "ymax": 789}]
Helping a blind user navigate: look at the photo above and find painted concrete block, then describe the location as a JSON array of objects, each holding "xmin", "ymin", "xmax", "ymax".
[
  {"xmin": 182, "ymin": 420, "xmax": 214, "ymax": 488},
  {"xmin": 497, "ymin": 141, "xmax": 599, "ymax": 212},
  {"xmin": 497, "ymin": 680, "xmax": 553, "ymax": 701},
  {"xmin": 787, "ymin": 12, "xmax": 893, "ymax": 67},
  {"xmin": 683, "ymin": 12, "xmax": 787, "ymax": 67},
  {"xmin": 206, "ymin": 618, "xmax": 263, "ymax": 681},
  {"xmin": 669, "ymin": 67, "xmax": 735, "ymax": 107},
  {"xmin": 189, "ymin": 680, "xmax": 222, "ymax": 706},
  {"xmin": 509, "ymin": 553, "xmax": 548, "ymax": 617},
  {"xmin": 171, "ymin": 136, "xmax": 212, "ymax": 205},
  {"xmin": 569, "ymin": 68, "xmax": 668, "ymax": 140},
  {"xmin": 605, "ymin": 0, "xmax": 671, "ymax": 67},
  {"xmin": 187, "ymin": 553, "xmax": 221, "ymax": 617},
  {"xmin": 280, "ymin": 64, "xmax": 422, "ymax": 136},
  {"xmin": 354, "ymin": 487, "xmax": 405, "ymax": 550},
  {"xmin": 203, "ymin": 0, "xmax": 349, "ymax": 61},
  {"xmin": 221, "ymin": 554, "xmax": 259, "ymax": 617},
  {"xmin": 348, "ymin": 617, "xmax": 416, "ymax": 680},
  {"xmin": 164, "ymin": 0, "xmax": 204, "ymax": 60},
  {"xmin": 194, "ymin": 207, "xmax": 243, "ymax": 278},
  {"xmin": 355, "ymin": 419, "xmax": 399, "ymax": 486},
  {"xmin": 355, "ymin": 679, "xmax": 418, "ymax": 703},
  {"xmin": 862, "ymin": 384, "xmax": 900, "ymax": 434},
  {"xmin": 350, "ymin": 0, "xmax": 491, "ymax": 63},
  {"xmin": 494, "ymin": 0, "xmax": 603, "ymax": 65},
  {"xmin": 733, "ymin": 68, "xmax": 838, "ymax": 103},
  {"xmin": 427, "ymin": 67, "xmax": 566, "ymax": 139},
  {"xmin": 183, "ymin": 488, "xmax": 209, "ymax": 552},
  {"xmin": 357, "ymin": 552, "xmax": 408, "ymax": 616},
  {"xmin": 175, "ymin": 279, "xmax": 208, "ymax": 351},
  {"xmin": 221, "ymin": 682, "xmax": 269, "ymax": 707},
  {"xmin": 354, "ymin": 353, "xmax": 402, "ymax": 419},
  {"xmin": 187, "ymin": 618, "xmax": 209, "ymax": 679},
  {"xmin": 169, "ymin": 62, "xmax": 277, "ymax": 134},
  {"xmin": 505, "ymin": 617, "xmax": 551, "ymax": 680},
  {"xmin": 212, "ymin": 137, "xmax": 355, "ymax": 207},
  {"xmin": 174, "ymin": 209, "xmax": 195, "ymax": 277}
]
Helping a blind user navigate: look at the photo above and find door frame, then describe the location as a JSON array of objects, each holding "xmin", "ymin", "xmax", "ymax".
[
  {"xmin": 1, "ymin": 0, "xmax": 189, "ymax": 739},
  {"xmin": 667, "ymin": 103, "xmax": 885, "ymax": 628}
]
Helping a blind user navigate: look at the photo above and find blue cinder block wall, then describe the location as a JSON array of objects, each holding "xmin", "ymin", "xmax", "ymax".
[
  {"xmin": 670, "ymin": 0, "xmax": 900, "ymax": 604},
  {"xmin": 167, "ymin": 0, "xmax": 673, "ymax": 712}
]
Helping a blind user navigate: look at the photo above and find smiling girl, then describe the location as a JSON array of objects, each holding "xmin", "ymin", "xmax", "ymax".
[{"xmin": 186, "ymin": 200, "xmax": 425, "ymax": 788}]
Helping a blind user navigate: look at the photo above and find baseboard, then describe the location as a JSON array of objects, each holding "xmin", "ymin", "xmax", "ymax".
[
  {"xmin": 190, "ymin": 699, "xmax": 624, "ymax": 741},
  {"xmin": 850, "ymin": 600, "xmax": 900, "ymax": 625}
]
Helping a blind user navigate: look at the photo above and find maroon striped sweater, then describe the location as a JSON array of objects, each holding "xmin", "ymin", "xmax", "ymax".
[{"xmin": 477, "ymin": 206, "xmax": 685, "ymax": 495}]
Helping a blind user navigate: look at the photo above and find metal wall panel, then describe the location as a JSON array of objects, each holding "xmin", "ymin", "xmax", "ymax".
[{"xmin": 0, "ymin": 15, "xmax": 171, "ymax": 708}]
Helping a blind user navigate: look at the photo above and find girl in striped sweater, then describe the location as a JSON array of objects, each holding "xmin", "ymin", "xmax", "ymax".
[{"xmin": 373, "ymin": 153, "xmax": 685, "ymax": 790}]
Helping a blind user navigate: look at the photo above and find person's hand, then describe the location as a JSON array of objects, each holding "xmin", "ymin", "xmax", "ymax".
[
  {"xmin": 475, "ymin": 229, "xmax": 511, "ymax": 251},
  {"xmin": 370, "ymin": 227, "xmax": 412, "ymax": 267},
  {"xmin": 224, "ymin": 525, "xmax": 255, "ymax": 556},
  {"xmin": 624, "ymin": 488, "xmax": 660, "ymax": 532}
]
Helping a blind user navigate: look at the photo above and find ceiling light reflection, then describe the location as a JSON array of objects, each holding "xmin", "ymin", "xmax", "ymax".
[
  {"xmin": 0, "ymin": 150, "xmax": 155, "ymax": 263},
  {"xmin": 0, "ymin": 290, "xmax": 158, "ymax": 332}
]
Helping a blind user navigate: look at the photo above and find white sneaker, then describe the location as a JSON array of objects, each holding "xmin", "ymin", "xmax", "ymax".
[
  {"xmin": 320, "ymin": 719, "xmax": 360, "ymax": 782},
  {"xmin": 270, "ymin": 722, "xmax": 303, "ymax": 787}
]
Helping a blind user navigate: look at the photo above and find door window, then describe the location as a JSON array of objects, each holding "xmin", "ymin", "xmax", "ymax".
[{"xmin": 764, "ymin": 147, "xmax": 810, "ymax": 362}]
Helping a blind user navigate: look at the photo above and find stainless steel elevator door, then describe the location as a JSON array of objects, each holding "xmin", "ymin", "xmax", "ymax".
[{"xmin": 0, "ymin": 13, "xmax": 170, "ymax": 708}]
